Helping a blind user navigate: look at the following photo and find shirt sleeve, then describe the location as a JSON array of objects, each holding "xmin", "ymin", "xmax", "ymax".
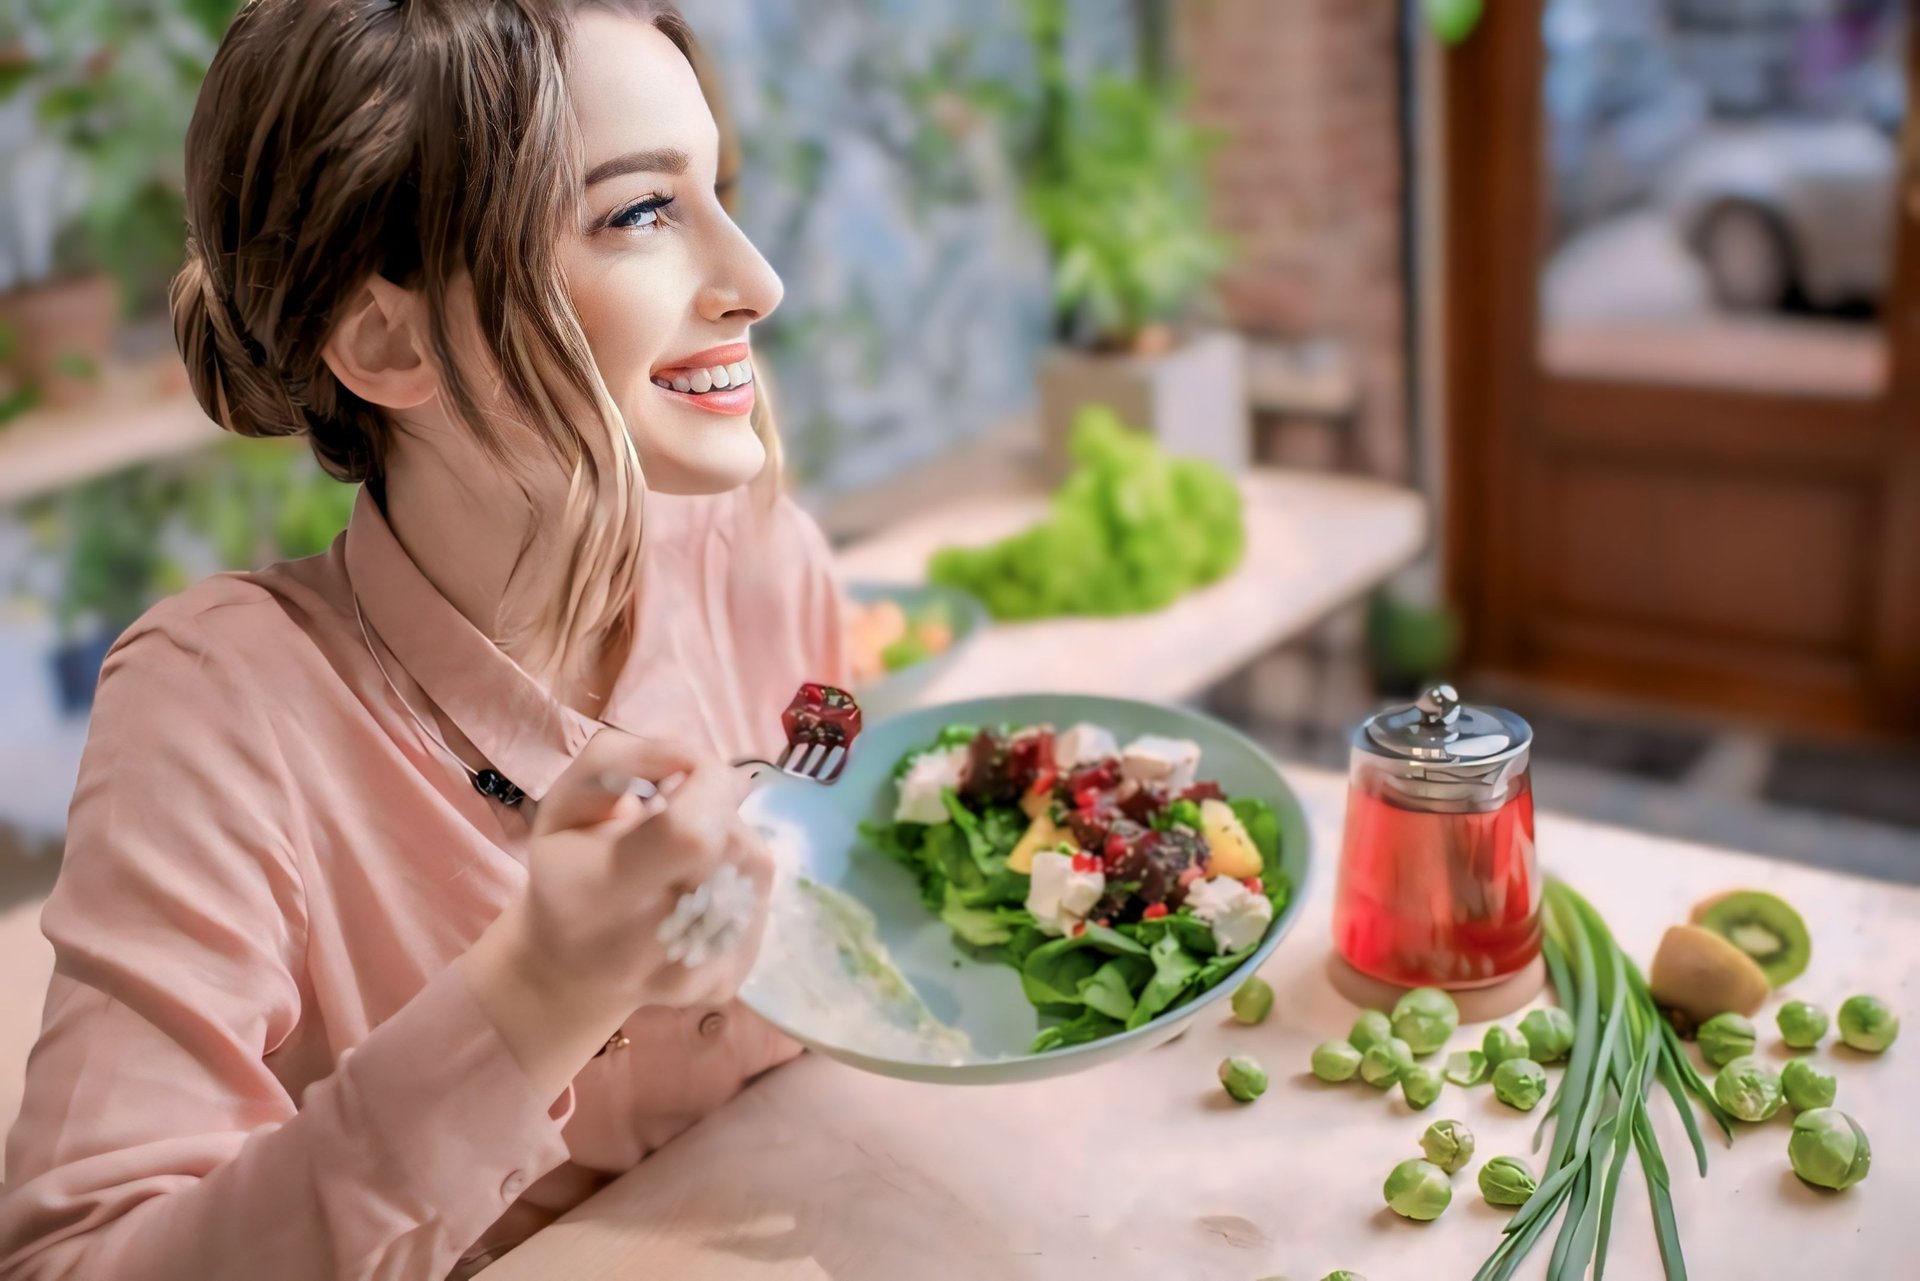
[{"xmin": 0, "ymin": 603, "xmax": 573, "ymax": 1281}]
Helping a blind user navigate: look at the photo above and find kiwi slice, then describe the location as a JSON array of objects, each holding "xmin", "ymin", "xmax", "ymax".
[
  {"xmin": 1690, "ymin": 890, "xmax": 1810, "ymax": 987},
  {"xmin": 1648, "ymin": 924, "xmax": 1770, "ymax": 1027}
]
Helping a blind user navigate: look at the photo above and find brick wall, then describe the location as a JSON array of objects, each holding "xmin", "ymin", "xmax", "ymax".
[{"xmin": 1177, "ymin": 0, "xmax": 1410, "ymax": 481}]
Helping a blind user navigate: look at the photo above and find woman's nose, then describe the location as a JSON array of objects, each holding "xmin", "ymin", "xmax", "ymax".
[{"xmin": 696, "ymin": 221, "xmax": 784, "ymax": 325}]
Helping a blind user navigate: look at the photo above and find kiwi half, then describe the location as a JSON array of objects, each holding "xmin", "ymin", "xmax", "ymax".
[
  {"xmin": 1690, "ymin": 890, "xmax": 1810, "ymax": 987},
  {"xmin": 1648, "ymin": 924, "xmax": 1771, "ymax": 1028}
]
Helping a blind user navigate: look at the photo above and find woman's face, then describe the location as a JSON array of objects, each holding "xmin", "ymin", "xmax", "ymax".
[{"xmin": 557, "ymin": 13, "xmax": 783, "ymax": 495}]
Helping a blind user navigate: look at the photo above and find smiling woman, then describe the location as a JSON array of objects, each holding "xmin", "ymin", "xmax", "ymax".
[{"xmin": 0, "ymin": 4, "xmax": 852, "ymax": 1280}]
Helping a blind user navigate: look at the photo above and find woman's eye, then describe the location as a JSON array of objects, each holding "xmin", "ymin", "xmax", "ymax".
[{"xmin": 609, "ymin": 195, "xmax": 674, "ymax": 232}]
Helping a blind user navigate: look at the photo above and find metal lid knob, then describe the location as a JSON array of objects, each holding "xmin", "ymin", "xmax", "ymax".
[{"xmin": 1416, "ymin": 683, "xmax": 1461, "ymax": 728}]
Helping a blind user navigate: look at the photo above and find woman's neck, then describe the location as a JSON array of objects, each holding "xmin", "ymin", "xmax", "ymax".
[{"xmin": 379, "ymin": 437, "xmax": 629, "ymax": 717}]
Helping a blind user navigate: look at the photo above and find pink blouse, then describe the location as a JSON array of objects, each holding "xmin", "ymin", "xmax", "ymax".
[{"xmin": 0, "ymin": 483, "xmax": 848, "ymax": 1279}]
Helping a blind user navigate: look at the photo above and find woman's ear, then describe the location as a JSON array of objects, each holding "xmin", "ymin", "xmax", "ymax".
[{"xmin": 321, "ymin": 276, "xmax": 439, "ymax": 410}]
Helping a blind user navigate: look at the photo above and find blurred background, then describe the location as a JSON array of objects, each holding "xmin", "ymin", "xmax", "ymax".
[{"xmin": 1, "ymin": 0, "xmax": 1917, "ymax": 938}]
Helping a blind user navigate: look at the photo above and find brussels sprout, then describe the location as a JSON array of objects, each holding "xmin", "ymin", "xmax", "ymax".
[
  {"xmin": 1478, "ymin": 1155, "xmax": 1538, "ymax": 1207},
  {"xmin": 1360, "ymin": 1037, "xmax": 1415, "ymax": 1089},
  {"xmin": 1696, "ymin": 1012, "xmax": 1758, "ymax": 1067},
  {"xmin": 1318, "ymin": 1273, "xmax": 1366, "ymax": 1281},
  {"xmin": 1382, "ymin": 1158, "xmax": 1452, "ymax": 1221},
  {"xmin": 1443, "ymin": 1048, "xmax": 1488, "ymax": 1086},
  {"xmin": 1482, "ymin": 1024, "xmax": 1531, "ymax": 1066},
  {"xmin": 1312, "ymin": 1039, "xmax": 1364, "ymax": 1082},
  {"xmin": 1391, "ymin": 986, "xmax": 1460, "ymax": 1056},
  {"xmin": 1775, "ymin": 1000, "xmax": 1829, "ymax": 1050},
  {"xmin": 1836, "ymin": 995, "xmax": 1900, "ymax": 1053},
  {"xmin": 1401, "ymin": 1064, "xmax": 1444, "ymax": 1110},
  {"xmin": 1218, "ymin": 1054, "xmax": 1269, "ymax": 1103},
  {"xmin": 1712, "ymin": 1054, "xmax": 1783, "ymax": 1122},
  {"xmin": 1232, "ymin": 976, "xmax": 1274, "ymax": 1025},
  {"xmin": 1349, "ymin": 1009, "xmax": 1394, "ymax": 1053},
  {"xmin": 1491, "ymin": 1057, "xmax": 1549, "ymax": 1111},
  {"xmin": 1781, "ymin": 1057, "xmax": 1837, "ymax": 1113},
  {"xmin": 1519, "ymin": 1007, "xmax": 1576, "ymax": 1063},
  {"xmin": 1420, "ymin": 1118, "xmax": 1475, "ymax": 1173},
  {"xmin": 1788, "ymin": 1108, "xmax": 1871, "ymax": 1190}
]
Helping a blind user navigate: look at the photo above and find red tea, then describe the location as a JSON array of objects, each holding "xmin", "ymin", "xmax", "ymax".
[{"xmin": 1333, "ymin": 773, "xmax": 1540, "ymax": 989}]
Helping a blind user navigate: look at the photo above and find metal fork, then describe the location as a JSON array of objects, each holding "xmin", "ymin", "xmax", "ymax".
[
  {"xmin": 731, "ymin": 682, "xmax": 863, "ymax": 786},
  {"xmin": 613, "ymin": 684, "xmax": 862, "ymax": 803}
]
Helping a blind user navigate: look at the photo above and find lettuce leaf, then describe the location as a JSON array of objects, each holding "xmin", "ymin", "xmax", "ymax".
[
  {"xmin": 1125, "ymin": 933, "xmax": 1203, "ymax": 1030},
  {"xmin": 1229, "ymin": 796, "xmax": 1290, "ymax": 910},
  {"xmin": 938, "ymin": 885, "xmax": 1029, "ymax": 947},
  {"xmin": 1030, "ymin": 1008, "xmax": 1122, "ymax": 1054}
]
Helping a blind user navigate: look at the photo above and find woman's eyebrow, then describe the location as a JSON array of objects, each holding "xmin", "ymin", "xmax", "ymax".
[{"xmin": 584, "ymin": 147, "xmax": 690, "ymax": 186}]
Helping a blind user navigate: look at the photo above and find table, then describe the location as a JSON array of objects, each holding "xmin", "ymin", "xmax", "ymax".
[
  {"xmin": 833, "ymin": 468, "xmax": 1428, "ymax": 704},
  {"xmin": 483, "ymin": 766, "xmax": 1920, "ymax": 1280}
]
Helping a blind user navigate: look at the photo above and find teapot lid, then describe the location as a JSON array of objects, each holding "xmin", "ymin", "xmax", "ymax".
[{"xmin": 1358, "ymin": 683, "xmax": 1532, "ymax": 773}]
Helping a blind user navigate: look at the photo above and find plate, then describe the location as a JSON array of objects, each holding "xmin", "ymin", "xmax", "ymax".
[
  {"xmin": 739, "ymin": 693, "xmax": 1313, "ymax": 1084},
  {"xmin": 844, "ymin": 581, "xmax": 988, "ymax": 720}
]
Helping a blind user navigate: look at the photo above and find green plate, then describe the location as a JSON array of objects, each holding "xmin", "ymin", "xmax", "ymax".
[{"xmin": 739, "ymin": 694, "xmax": 1313, "ymax": 1084}]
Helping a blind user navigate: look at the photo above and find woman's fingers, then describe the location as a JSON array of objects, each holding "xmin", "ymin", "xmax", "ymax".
[{"xmin": 536, "ymin": 731, "xmax": 709, "ymax": 835}]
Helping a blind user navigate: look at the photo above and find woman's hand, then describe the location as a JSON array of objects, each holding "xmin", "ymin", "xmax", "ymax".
[{"xmin": 460, "ymin": 732, "xmax": 773, "ymax": 1098}]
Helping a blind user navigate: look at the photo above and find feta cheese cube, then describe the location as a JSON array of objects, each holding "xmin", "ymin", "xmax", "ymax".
[
  {"xmin": 893, "ymin": 746, "xmax": 968, "ymax": 824},
  {"xmin": 1025, "ymin": 849, "xmax": 1106, "ymax": 936},
  {"xmin": 1055, "ymin": 722, "xmax": 1119, "ymax": 769},
  {"xmin": 1119, "ymin": 734, "xmax": 1202, "ymax": 793},
  {"xmin": 1182, "ymin": 875, "xmax": 1275, "ymax": 954}
]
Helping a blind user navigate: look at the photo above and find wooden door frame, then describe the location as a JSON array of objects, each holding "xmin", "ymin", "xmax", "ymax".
[{"xmin": 1442, "ymin": 1, "xmax": 1920, "ymax": 736}]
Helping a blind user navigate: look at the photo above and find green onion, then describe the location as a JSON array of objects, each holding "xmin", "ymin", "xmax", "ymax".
[{"xmin": 1475, "ymin": 879, "xmax": 1729, "ymax": 1281}]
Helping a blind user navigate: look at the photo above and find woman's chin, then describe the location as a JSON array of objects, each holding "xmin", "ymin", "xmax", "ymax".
[{"xmin": 634, "ymin": 427, "xmax": 768, "ymax": 496}]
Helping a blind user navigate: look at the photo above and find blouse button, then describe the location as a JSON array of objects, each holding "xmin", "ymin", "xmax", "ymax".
[
  {"xmin": 698, "ymin": 1011, "xmax": 727, "ymax": 1039},
  {"xmin": 501, "ymin": 1169, "xmax": 528, "ymax": 1200}
]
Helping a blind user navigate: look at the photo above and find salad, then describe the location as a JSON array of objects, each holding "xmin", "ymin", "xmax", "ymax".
[{"xmin": 860, "ymin": 720, "xmax": 1288, "ymax": 1053}]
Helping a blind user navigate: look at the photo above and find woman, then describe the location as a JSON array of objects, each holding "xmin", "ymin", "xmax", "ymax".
[{"xmin": 0, "ymin": 3, "xmax": 846, "ymax": 1277}]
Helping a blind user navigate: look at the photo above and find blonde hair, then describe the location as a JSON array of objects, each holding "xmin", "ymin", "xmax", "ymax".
[{"xmin": 171, "ymin": 0, "xmax": 777, "ymax": 679}]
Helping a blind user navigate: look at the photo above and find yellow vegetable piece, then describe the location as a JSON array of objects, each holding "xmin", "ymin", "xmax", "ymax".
[
  {"xmin": 1200, "ymin": 798, "xmax": 1261, "ymax": 881},
  {"xmin": 1009, "ymin": 813, "xmax": 1069, "ymax": 874}
]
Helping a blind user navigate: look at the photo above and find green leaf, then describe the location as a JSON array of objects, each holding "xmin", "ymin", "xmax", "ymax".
[
  {"xmin": 1030, "ymin": 1008, "xmax": 1121, "ymax": 1054},
  {"xmin": 937, "ymin": 885, "xmax": 1026, "ymax": 947},
  {"xmin": 1129, "ymin": 910, "xmax": 1216, "ymax": 956},
  {"xmin": 1444, "ymin": 1049, "xmax": 1489, "ymax": 1086},
  {"xmin": 1125, "ymin": 933, "xmax": 1202, "ymax": 1030},
  {"xmin": 1078, "ymin": 958, "xmax": 1145, "ymax": 1022}
]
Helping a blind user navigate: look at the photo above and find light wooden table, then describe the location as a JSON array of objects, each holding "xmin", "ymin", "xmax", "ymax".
[
  {"xmin": 833, "ymin": 468, "xmax": 1428, "ymax": 704},
  {"xmin": 484, "ymin": 766, "xmax": 1919, "ymax": 1280}
]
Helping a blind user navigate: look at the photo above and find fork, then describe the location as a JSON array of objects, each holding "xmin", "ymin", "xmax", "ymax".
[
  {"xmin": 732, "ymin": 682, "xmax": 864, "ymax": 786},
  {"xmin": 613, "ymin": 683, "xmax": 862, "ymax": 803}
]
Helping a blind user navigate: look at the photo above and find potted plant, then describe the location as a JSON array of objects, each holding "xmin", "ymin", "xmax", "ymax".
[
  {"xmin": 21, "ymin": 462, "xmax": 190, "ymax": 712},
  {"xmin": 19, "ymin": 438, "xmax": 354, "ymax": 715},
  {"xmin": 0, "ymin": 2, "xmax": 229, "ymax": 405},
  {"xmin": 1365, "ymin": 590, "xmax": 1462, "ymax": 700},
  {"xmin": 1015, "ymin": 0, "xmax": 1239, "ymax": 477}
]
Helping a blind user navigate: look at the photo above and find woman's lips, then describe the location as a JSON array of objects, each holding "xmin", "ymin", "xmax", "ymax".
[
  {"xmin": 650, "ymin": 354, "xmax": 756, "ymax": 417},
  {"xmin": 653, "ymin": 379, "xmax": 756, "ymax": 416}
]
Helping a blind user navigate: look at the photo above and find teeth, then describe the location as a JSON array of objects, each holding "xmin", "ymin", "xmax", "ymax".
[{"xmin": 655, "ymin": 359, "xmax": 754, "ymax": 394}]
